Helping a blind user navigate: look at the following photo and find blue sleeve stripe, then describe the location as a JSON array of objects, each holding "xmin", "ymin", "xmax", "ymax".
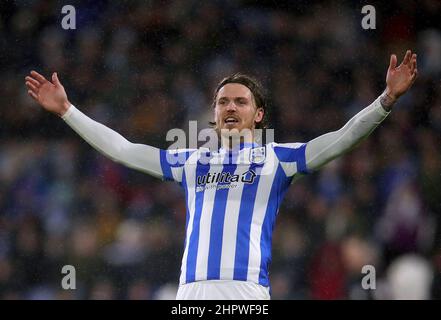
[
  {"xmin": 160, "ymin": 150, "xmax": 195, "ymax": 181},
  {"xmin": 273, "ymin": 146, "xmax": 295, "ymax": 162},
  {"xmin": 296, "ymin": 143, "xmax": 309, "ymax": 174},
  {"xmin": 159, "ymin": 150, "xmax": 174, "ymax": 181},
  {"xmin": 274, "ymin": 143, "xmax": 309, "ymax": 174}
]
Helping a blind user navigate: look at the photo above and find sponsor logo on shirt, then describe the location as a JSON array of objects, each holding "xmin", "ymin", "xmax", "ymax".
[{"xmin": 196, "ymin": 170, "xmax": 256, "ymax": 192}]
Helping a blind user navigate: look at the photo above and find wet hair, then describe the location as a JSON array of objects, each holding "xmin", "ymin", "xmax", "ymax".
[{"xmin": 209, "ymin": 73, "xmax": 268, "ymax": 129}]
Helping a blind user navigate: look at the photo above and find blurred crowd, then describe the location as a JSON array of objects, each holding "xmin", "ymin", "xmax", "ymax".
[{"xmin": 0, "ymin": 0, "xmax": 440, "ymax": 299}]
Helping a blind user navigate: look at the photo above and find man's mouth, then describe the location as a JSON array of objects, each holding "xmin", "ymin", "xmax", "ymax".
[{"xmin": 224, "ymin": 117, "xmax": 239, "ymax": 124}]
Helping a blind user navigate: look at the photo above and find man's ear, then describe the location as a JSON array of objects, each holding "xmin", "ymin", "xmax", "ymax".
[{"xmin": 254, "ymin": 108, "xmax": 264, "ymax": 124}]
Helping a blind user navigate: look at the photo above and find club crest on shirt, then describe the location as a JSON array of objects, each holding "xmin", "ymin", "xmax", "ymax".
[{"xmin": 249, "ymin": 146, "xmax": 266, "ymax": 164}]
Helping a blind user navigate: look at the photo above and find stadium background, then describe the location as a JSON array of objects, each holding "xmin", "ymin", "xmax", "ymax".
[{"xmin": 0, "ymin": 0, "xmax": 440, "ymax": 299}]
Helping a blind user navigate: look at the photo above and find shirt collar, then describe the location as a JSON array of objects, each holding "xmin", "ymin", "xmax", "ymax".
[{"xmin": 219, "ymin": 142, "xmax": 260, "ymax": 153}]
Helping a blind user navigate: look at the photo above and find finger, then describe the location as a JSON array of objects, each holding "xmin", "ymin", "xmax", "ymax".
[
  {"xmin": 410, "ymin": 55, "xmax": 416, "ymax": 73},
  {"xmin": 411, "ymin": 72, "xmax": 417, "ymax": 85},
  {"xmin": 401, "ymin": 50, "xmax": 411, "ymax": 66},
  {"xmin": 52, "ymin": 72, "xmax": 61, "ymax": 87},
  {"xmin": 25, "ymin": 81, "xmax": 39, "ymax": 92},
  {"xmin": 414, "ymin": 55, "xmax": 417, "ymax": 72},
  {"xmin": 411, "ymin": 67, "xmax": 418, "ymax": 83},
  {"xmin": 389, "ymin": 54, "xmax": 397, "ymax": 70},
  {"xmin": 30, "ymin": 70, "xmax": 48, "ymax": 84},
  {"xmin": 27, "ymin": 90, "xmax": 39, "ymax": 101},
  {"xmin": 25, "ymin": 76, "xmax": 41, "ymax": 88}
]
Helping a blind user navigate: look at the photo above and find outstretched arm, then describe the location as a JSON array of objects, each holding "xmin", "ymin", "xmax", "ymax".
[
  {"xmin": 25, "ymin": 71, "xmax": 164, "ymax": 179},
  {"xmin": 305, "ymin": 50, "xmax": 417, "ymax": 171}
]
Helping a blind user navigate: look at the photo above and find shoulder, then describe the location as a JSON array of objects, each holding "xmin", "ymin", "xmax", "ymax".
[
  {"xmin": 265, "ymin": 142, "xmax": 307, "ymax": 153},
  {"xmin": 161, "ymin": 148, "xmax": 199, "ymax": 167},
  {"xmin": 267, "ymin": 142, "xmax": 308, "ymax": 162}
]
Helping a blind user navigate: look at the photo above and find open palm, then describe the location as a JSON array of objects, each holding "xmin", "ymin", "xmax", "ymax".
[
  {"xmin": 25, "ymin": 71, "xmax": 70, "ymax": 116},
  {"xmin": 386, "ymin": 50, "xmax": 418, "ymax": 100}
]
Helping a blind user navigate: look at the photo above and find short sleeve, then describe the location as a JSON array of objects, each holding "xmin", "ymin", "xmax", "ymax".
[
  {"xmin": 159, "ymin": 149, "xmax": 197, "ymax": 182},
  {"xmin": 272, "ymin": 142, "xmax": 310, "ymax": 177}
]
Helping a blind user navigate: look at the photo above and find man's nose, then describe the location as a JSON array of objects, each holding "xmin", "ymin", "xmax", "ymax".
[{"xmin": 226, "ymin": 102, "xmax": 237, "ymax": 111}]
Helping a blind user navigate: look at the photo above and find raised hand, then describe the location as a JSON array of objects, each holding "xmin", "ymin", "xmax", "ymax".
[
  {"xmin": 385, "ymin": 50, "xmax": 418, "ymax": 101},
  {"xmin": 25, "ymin": 71, "xmax": 71, "ymax": 116}
]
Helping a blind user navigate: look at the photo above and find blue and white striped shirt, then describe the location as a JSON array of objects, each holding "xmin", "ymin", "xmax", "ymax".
[{"xmin": 160, "ymin": 142, "xmax": 309, "ymax": 287}]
